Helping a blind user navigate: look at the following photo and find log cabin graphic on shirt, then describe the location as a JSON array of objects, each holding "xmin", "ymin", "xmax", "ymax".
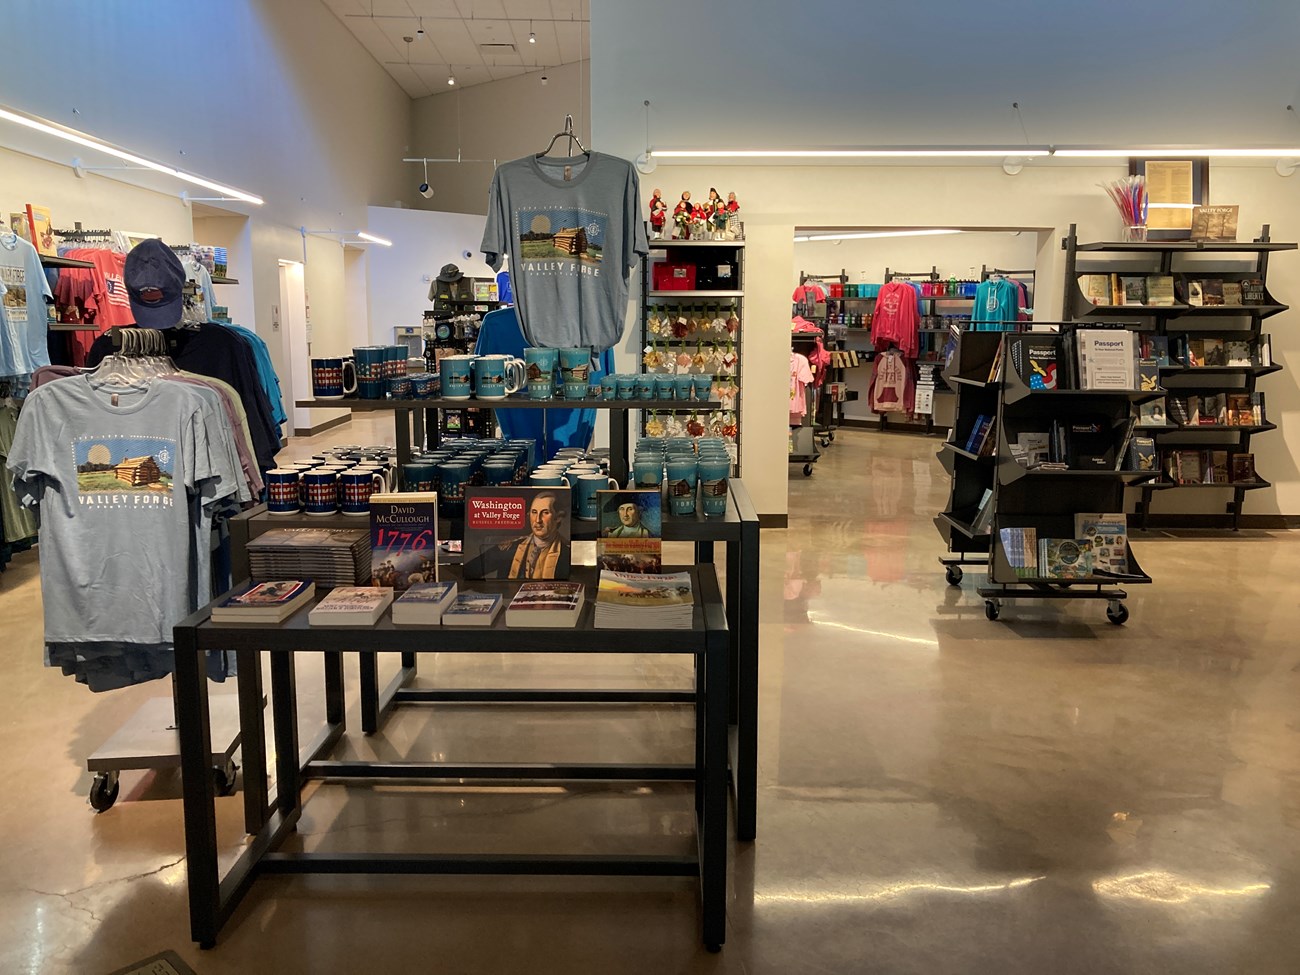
[
  {"xmin": 514, "ymin": 207, "xmax": 607, "ymax": 275},
  {"xmin": 73, "ymin": 435, "xmax": 176, "ymax": 507},
  {"xmin": 0, "ymin": 265, "xmax": 28, "ymax": 323}
]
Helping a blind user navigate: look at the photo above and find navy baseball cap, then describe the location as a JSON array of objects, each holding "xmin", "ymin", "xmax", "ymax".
[{"xmin": 125, "ymin": 238, "xmax": 186, "ymax": 329}]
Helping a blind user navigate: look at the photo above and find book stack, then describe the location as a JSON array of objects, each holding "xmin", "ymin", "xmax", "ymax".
[
  {"xmin": 211, "ymin": 580, "xmax": 315, "ymax": 623},
  {"xmin": 391, "ymin": 581, "xmax": 458, "ymax": 625},
  {"xmin": 505, "ymin": 582, "xmax": 585, "ymax": 628},
  {"xmin": 1074, "ymin": 329, "xmax": 1138, "ymax": 390},
  {"xmin": 998, "ymin": 527, "xmax": 1038, "ymax": 578},
  {"xmin": 594, "ymin": 570, "xmax": 694, "ymax": 630},
  {"xmin": 1162, "ymin": 450, "xmax": 1257, "ymax": 485},
  {"xmin": 442, "ymin": 592, "xmax": 504, "ymax": 626},
  {"xmin": 307, "ymin": 586, "xmax": 394, "ymax": 626},
  {"xmin": 247, "ymin": 528, "xmax": 371, "ymax": 586}
]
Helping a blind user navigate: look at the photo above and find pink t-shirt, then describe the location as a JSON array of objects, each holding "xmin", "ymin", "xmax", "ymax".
[{"xmin": 790, "ymin": 352, "xmax": 814, "ymax": 423}]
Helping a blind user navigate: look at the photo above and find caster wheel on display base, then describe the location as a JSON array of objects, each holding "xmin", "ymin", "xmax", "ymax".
[
  {"xmin": 945, "ymin": 566, "xmax": 963, "ymax": 587},
  {"xmin": 803, "ymin": 464, "xmax": 813, "ymax": 477},
  {"xmin": 1106, "ymin": 601, "xmax": 1129, "ymax": 626},
  {"xmin": 984, "ymin": 599, "xmax": 1001, "ymax": 621},
  {"xmin": 89, "ymin": 772, "xmax": 120, "ymax": 812},
  {"xmin": 212, "ymin": 759, "xmax": 238, "ymax": 797},
  {"xmin": 706, "ymin": 944, "xmax": 723, "ymax": 954}
]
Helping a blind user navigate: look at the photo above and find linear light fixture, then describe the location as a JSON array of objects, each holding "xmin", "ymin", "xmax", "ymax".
[
  {"xmin": 0, "ymin": 103, "xmax": 263, "ymax": 205},
  {"xmin": 355, "ymin": 231, "xmax": 393, "ymax": 246},
  {"xmin": 301, "ymin": 227, "xmax": 393, "ymax": 248},
  {"xmin": 794, "ymin": 229, "xmax": 962, "ymax": 243},
  {"xmin": 1055, "ymin": 146, "xmax": 1300, "ymax": 158},
  {"xmin": 653, "ymin": 147, "xmax": 1052, "ymax": 159}
]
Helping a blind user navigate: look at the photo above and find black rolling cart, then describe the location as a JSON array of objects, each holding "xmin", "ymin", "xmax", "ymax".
[
  {"xmin": 972, "ymin": 331, "xmax": 1160, "ymax": 624},
  {"xmin": 173, "ymin": 564, "xmax": 731, "ymax": 950}
]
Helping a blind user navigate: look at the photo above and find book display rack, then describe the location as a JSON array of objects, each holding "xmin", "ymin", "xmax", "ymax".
[
  {"xmin": 937, "ymin": 330, "xmax": 1158, "ymax": 624},
  {"xmin": 1063, "ymin": 223, "xmax": 1295, "ymax": 529}
]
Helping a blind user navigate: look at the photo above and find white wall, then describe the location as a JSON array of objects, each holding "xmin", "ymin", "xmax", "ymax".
[
  {"xmin": 1, "ymin": 0, "xmax": 413, "ymax": 428},
  {"xmin": 409, "ymin": 62, "xmax": 591, "ymax": 216},
  {"xmin": 363, "ymin": 206, "xmax": 495, "ymax": 346}
]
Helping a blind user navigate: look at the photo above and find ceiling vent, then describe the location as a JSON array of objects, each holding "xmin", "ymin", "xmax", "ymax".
[{"xmin": 479, "ymin": 43, "xmax": 518, "ymax": 54}]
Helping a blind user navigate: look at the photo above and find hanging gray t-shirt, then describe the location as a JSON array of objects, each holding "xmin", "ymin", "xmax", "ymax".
[
  {"xmin": 6, "ymin": 375, "xmax": 241, "ymax": 646},
  {"xmin": 481, "ymin": 152, "xmax": 649, "ymax": 351}
]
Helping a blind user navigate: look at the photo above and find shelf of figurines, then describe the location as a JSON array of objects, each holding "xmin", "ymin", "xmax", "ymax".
[
  {"xmin": 647, "ymin": 188, "xmax": 743, "ymax": 244},
  {"xmin": 649, "ymin": 238, "xmax": 745, "ymax": 248}
]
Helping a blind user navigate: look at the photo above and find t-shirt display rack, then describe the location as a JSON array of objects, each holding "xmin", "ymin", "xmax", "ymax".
[
  {"xmin": 792, "ymin": 270, "xmax": 864, "ymax": 448},
  {"xmin": 937, "ymin": 327, "xmax": 1159, "ymax": 624},
  {"xmin": 1061, "ymin": 222, "xmax": 1295, "ymax": 530},
  {"xmin": 639, "ymin": 238, "xmax": 745, "ymax": 472},
  {"xmin": 789, "ymin": 332, "xmax": 822, "ymax": 476}
]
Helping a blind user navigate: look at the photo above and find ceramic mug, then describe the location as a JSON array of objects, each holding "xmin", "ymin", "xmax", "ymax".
[
  {"xmin": 474, "ymin": 355, "xmax": 525, "ymax": 399},
  {"xmin": 385, "ymin": 345, "xmax": 409, "ymax": 379},
  {"xmin": 339, "ymin": 468, "xmax": 382, "ymax": 516},
  {"xmin": 481, "ymin": 461, "xmax": 516, "ymax": 487},
  {"xmin": 401, "ymin": 461, "xmax": 437, "ymax": 493},
  {"xmin": 573, "ymin": 473, "xmax": 618, "ymax": 521},
  {"xmin": 665, "ymin": 457, "xmax": 698, "ymax": 517},
  {"xmin": 439, "ymin": 354, "xmax": 477, "ymax": 400},
  {"xmin": 387, "ymin": 375, "xmax": 412, "ymax": 399},
  {"xmin": 558, "ymin": 347, "xmax": 592, "ymax": 400},
  {"xmin": 265, "ymin": 468, "xmax": 302, "ymax": 515},
  {"xmin": 311, "ymin": 358, "xmax": 357, "ymax": 400},
  {"xmin": 302, "ymin": 469, "xmax": 339, "ymax": 516},
  {"xmin": 410, "ymin": 372, "xmax": 439, "ymax": 399},
  {"xmin": 437, "ymin": 461, "xmax": 475, "ymax": 518},
  {"xmin": 524, "ymin": 347, "xmax": 559, "ymax": 400},
  {"xmin": 529, "ymin": 470, "xmax": 571, "ymax": 488}
]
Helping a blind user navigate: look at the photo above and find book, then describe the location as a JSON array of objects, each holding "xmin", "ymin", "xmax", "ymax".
[
  {"xmin": 1145, "ymin": 275, "xmax": 1175, "ymax": 306},
  {"xmin": 1079, "ymin": 274, "xmax": 1111, "ymax": 306},
  {"xmin": 1207, "ymin": 450, "xmax": 1230, "ymax": 484},
  {"xmin": 1015, "ymin": 432, "xmax": 1051, "ymax": 468},
  {"xmin": 1203, "ymin": 338, "xmax": 1226, "ymax": 366},
  {"xmin": 1225, "ymin": 340, "xmax": 1252, "ymax": 367},
  {"xmin": 462, "ymin": 487, "xmax": 572, "ymax": 580},
  {"xmin": 971, "ymin": 488, "xmax": 995, "ymax": 533},
  {"xmin": 442, "ymin": 591, "xmax": 504, "ymax": 626},
  {"xmin": 597, "ymin": 489, "xmax": 663, "ymax": 573},
  {"xmin": 308, "ymin": 586, "xmax": 394, "ymax": 626},
  {"xmin": 1138, "ymin": 398, "xmax": 1167, "ymax": 426},
  {"xmin": 998, "ymin": 527, "xmax": 1038, "ymax": 578},
  {"xmin": 1231, "ymin": 453, "xmax": 1257, "ymax": 483},
  {"xmin": 1240, "ymin": 278, "xmax": 1266, "ymax": 304},
  {"xmin": 1189, "ymin": 204, "xmax": 1239, "ymax": 241},
  {"xmin": 1016, "ymin": 336, "xmax": 1060, "ymax": 390},
  {"xmin": 1137, "ymin": 358, "xmax": 1160, "ymax": 392},
  {"xmin": 964, "ymin": 415, "xmax": 993, "ymax": 453},
  {"xmin": 1074, "ymin": 513, "xmax": 1129, "ymax": 574},
  {"xmin": 1075, "ymin": 329, "xmax": 1136, "ymax": 390},
  {"xmin": 1258, "ymin": 334, "xmax": 1272, "ymax": 367},
  {"xmin": 1173, "ymin": 450, "xmax": 1205, "ymax": 485},
  {"xmin": 1251, "ymin": 391, "xmax": 1266, "ymax": 425},
  {"xmin": 1128, "ymin": 436, "xmax": 1157, "ymax": 472},
  {"xmin": 1109, "ymin": 272, "xmax": 1123, "ymax": 305},
  {"xmin": 1198, "ymin": 394, "xmax": 1226, "ymax": 426},
  {"xmin": 210, "ymin": 580, "xmax": 315, "ymax": 623},
  {"xmin": 1186, "ymin": 280, "xmax": 1204, "ymax": 307},
  {"xmin": 1200, "ymin": 279, "xmax": 1225, "ymax": 307},
  {"xmin": 594, "ymin": 570, "xmax": 695, "ymax": 630},
  {"xmin": 1148, "ymin": 335, "xmax": 1170, "ymax": 367},
  {"xmin": 1040, "ymin": 538, "xmax": 1095, "ymax": 579},
  {"xmin": 24, "ymin": 204, "xmax": 54, "ymax": 256},
  {"xmin": 1114, "ymin": 416, "xmax": 1139, "ymax": 471},
  {"xmin": 505, "ymin": 581, "xmax": 585, "ymax": 628},
  {"xmin": 370, "ymin": 492, "xmax": 438, "ymax": 591},
  {"xmin": 1168, "ymin": 396, "xmax": 1194, "ymax": 426},
  {"xmin": 1225, "ymin": 393, "xmax": 1253, "ymax": 426},
  {"xmin": 1065, "ymin": 415, "xmax": 1115, "ymax": 469},
  {"xmin": 1120, "ymin": 275, "xmax": 1147, "ymax": 305},
  {"xmin": 391, "ymin": 581, "xmax": 457, "ymax": 625},
  {"xmin": 7, "ymin": 213, "xmax": 30, "ymax": 242},
  {"xmin": 1222, "ymin": 281, "xmax": 1243, "ymax": 306}
]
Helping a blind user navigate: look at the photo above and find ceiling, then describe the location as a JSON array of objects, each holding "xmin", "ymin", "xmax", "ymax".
[{"xmin": 321, "ymin": 0, "xmax": 589, "ymax": 97}]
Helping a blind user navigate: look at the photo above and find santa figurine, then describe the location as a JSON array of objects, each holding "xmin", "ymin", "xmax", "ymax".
[
  {"xmin": 648, "ymin": 189, "xmax": 667, "ymax": 240},
  {"xmin": 673, "ymin": 191, "xmax": 693, "ymax": 240},
  {"xmin": 725, "ymin": 192, "xmax": 741, "ymax": 238}
]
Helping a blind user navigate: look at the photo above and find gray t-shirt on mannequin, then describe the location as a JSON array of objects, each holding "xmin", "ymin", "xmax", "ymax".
[{"xmin": 482, "ymin": 152, "xmax": 649, "ymax": 351}]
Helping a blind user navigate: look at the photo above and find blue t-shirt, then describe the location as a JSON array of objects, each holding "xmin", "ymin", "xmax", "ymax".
[
  {"xmin": 0, "ymin": 231, "xmax": 52, "ymax": 376},
  {"xmin": 226, "ymin": 323, "xmax": 287, "ymax": 429}
]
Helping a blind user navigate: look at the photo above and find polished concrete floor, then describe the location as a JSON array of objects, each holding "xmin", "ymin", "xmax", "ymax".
[{"xmin": 3, "ymin": 420, "xmax": 1300, "ymax": 973}]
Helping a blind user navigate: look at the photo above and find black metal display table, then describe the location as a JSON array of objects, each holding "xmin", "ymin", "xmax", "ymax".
[
  {"xmin": 174, "ymin": 565, "xmax": 729, "ymax": 950},
  {"xmin": 228, "ymin": 477, "xmax": 761, "ymax": 842}
]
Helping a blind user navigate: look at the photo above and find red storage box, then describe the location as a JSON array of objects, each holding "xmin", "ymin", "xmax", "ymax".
[{"xmin": 653, "ymin": 262, "xmax": 697, "ymax": 291}]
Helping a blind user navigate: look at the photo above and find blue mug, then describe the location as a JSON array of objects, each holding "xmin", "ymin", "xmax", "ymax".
[
  {"xmin": 340, "ymin": 468, "xmax": 383, "ymax": 516},
  {"xmin": 388, "ymin": 375, "xmax": 412, "ymax": 399},
  {"xmin": 529, "ymin": 470, "xmax": 571, "ymax": 488},
  {"xmin": 266, "ymin": 468, "xmax": 301, "ymax": 515},
  {"xmin": 632, "ymin": 456, "xmax": 664, "ymax": 490},
  {"xmin": 697, "ymin": 456, "xmax": 730, "ymax": 518},
  {"xmin": 401, "ymin": 461, "xmax": 437, "ymax": 493},
  {"xmin": 573, "ymin": 472, "xmax": 618, "ymax": 522},
  {"xmin": 439, "ymin": 355, "xmax": 477, "ymax": 400},
  {"xmin": 410, "ymin": 372, "xmax": 439, "ymax": 399},
  {"xmin": 437, "ymin": 460, "xmax": 475, "ymax": 518},
  {"xmin": 385, "ymin": 345, "xmax": 408, "ymax": 380},
  {"xmin": 482, "ymin": 461, "xmax": 516, "ymax": 487},
  {"xmin": 474, "ymin": 355, "xmax": 525, "ymax": 399},
  {"xmin": 353, "ymin": 345, "xmax": 388, "ymax": 384},
  {"xmin": 524, "ymin": 347, "xmax": 559, "ymax": 400},
  {"xmin": 302, "ymin": 468, "xmax": 339, "ymax": 515},
  {"xmin": 558, "ymin": 347, "xmax": 592, "ymax": 400},
  {"xmin": 311, "ymin": 358, "xmax": 357, "ymax": 400}
]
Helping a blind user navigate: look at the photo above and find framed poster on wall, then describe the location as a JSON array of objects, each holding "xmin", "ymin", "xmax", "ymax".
[{"xmin": 1128, "ymin": 158, "xmax": 1210, "ymax": 240}]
